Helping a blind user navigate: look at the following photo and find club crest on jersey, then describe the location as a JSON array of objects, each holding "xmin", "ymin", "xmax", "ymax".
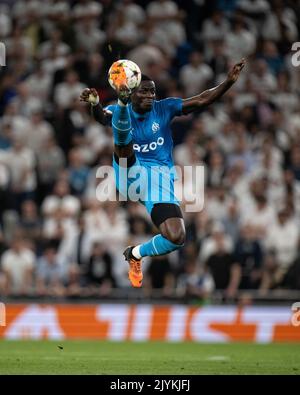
[{"xmin": 152, "ymin": 122, "xmax": 160, "ymax": 133}]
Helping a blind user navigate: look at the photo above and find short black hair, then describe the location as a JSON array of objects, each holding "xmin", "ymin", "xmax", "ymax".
[{"xmin": 141, "ymin": 74, "xmax": 153, "ymax": 82}]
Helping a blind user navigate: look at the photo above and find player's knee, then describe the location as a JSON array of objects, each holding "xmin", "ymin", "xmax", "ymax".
[{"xmin": 166, "ymin": 226, "xmax": 186, "ymax": 246}]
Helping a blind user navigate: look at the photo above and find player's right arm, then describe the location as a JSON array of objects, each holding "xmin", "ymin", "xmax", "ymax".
[{"xmin": 79, "ymin": 88, "xmax": 111, "ymax": 125}]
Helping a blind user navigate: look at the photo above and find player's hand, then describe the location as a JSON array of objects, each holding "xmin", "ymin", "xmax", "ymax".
[
  {"xmin": 79, "ymin": 88, "xmax": 99, "ymax": 105},
  {"xmin": 116, "ymin": 84, "xmax": 131, "ymax": 105},
  {"xmin": 227, "ymin": 58, "xmax": 246, "ymax": 84}
]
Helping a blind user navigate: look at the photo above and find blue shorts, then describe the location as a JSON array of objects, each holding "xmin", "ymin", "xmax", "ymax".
[{"xmin": 113, "ymin": 156, "xmax": 179, "ymax": 214}]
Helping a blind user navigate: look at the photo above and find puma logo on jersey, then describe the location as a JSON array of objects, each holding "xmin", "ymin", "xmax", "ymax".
[
  {"xmin": 133, "ymin": 137, "xmax": 164, "ymax": 152},
  {"xmin": 152, "ymin": 122, "xmax": 160, "ymax": 133}
]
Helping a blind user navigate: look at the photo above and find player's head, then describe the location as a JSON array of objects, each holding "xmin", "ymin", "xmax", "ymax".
[{"xmin": 131, "ymin": 74, "xmax": 156, "ymax": 113}]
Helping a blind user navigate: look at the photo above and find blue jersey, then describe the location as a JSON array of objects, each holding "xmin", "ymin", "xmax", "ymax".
[{"xmin": 105, "ymin": 98, "xmax": 183, "ymax": 168}]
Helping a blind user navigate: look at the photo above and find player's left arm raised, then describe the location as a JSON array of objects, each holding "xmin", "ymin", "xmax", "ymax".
[{"xmin": 182, "ymin": 58, "xmax": 246, "ymax": 114}]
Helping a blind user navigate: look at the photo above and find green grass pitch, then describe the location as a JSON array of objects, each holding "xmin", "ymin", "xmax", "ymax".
[{"xmin": 0, "ymin": 340, "xmax": 299, "ymax": 375}]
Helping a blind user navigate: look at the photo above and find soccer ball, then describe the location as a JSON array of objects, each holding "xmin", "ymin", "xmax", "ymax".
[{"xmin": 108, "ymin": 59, "xmax": 141, "ymax": 92}]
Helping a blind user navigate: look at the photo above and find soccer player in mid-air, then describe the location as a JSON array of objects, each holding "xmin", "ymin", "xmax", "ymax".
[{"xmin": 80, "ymin": 58, "xmax": 245, "ymax": 288}]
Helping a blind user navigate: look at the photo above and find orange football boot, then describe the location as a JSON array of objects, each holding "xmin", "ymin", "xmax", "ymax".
[{"xmin": 123, "ymin": 246, "xmax": 143, "ymax": 288}]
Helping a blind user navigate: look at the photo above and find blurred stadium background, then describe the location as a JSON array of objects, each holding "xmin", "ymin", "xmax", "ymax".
[{"xmin": 0, "ymin": 0, "xmax": 300, "ymax": 358}]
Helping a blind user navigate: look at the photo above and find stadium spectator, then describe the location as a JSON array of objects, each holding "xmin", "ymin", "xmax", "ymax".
[
  {"xmin": 222, "ymin": 197, "xmax": 241, "ymax": 244},
  {"xmin": 145, "ymin": 254, "xmax": 177, "ymax": 297},
  {"xmin": 177, "ymin": 245, "xmax": 214, "ymax": 300},
  {"xmin": 146, "ymin": 0, "xmax": 186, "ymax": 56},
  {"xmin": 200, "ymin": 222, "xmax": 233, "ymax": 264},
  {"xmin": 36, "ymin": 136, "xmax": 66, "ymax": 204},
  {"xmin": 4, "ymin": 137, "xmax": 37, "ymax": 212},
  {"xmin": 38, "ymin": 29, "xmax": 71, "ymax": 60},
  {"xmin": 59, "ymin": 215, "xmax": 93, "ymax": 272},
  {"xmin": 179, "ymin": 51, "xmax": 213, "ymax": 97},
  {"xmin": 36, "ymin": 245, "xmax": 67, "ymax": 297},
  {"xmin": 281, "ymin": 254, "xmax": 300, "ymax": 290},
  {"xmin": 205, "ymin": 231, "xmax": 239, "ymax": 298},
  {"xmin": 75, "ymin": 14, "xmax": 106, "ymax": 53},
  {"xmin": 19, "ymin": 200, "xmax": 41, "ymax": 248},
  {"xmin": 233, "ymin": 224, "xmax": 263, "ymax": 290},
  {"xmin": 85, "ymin": 241, "xmax": 115, "ymax": 296},
  {"xmin": 0, "ymin": 235, "xmax": 35, "ymax": 296},
  {"xmin": 25, "ymin": 109, "xmax": 55, "ymax": 154},
  {"xmin": 202, "ymin": 10, "xmax": 229, "ymax": 43},
  {"xmin": 265, "ymin": 206, "xmax": 299, "ymax": 285},
  {"xmin": 54, "ymin": 70, "xmax": 86, "ymax": 110},
  {"xmin": 67, "ymin": 148, "xmax": 90, "ymax": 197},
  {"xmin": 225, "ymin": 14, "xmax": 256, "ymax": 61}
]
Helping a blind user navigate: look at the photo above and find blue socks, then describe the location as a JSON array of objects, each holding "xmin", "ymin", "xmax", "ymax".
[
  {"xmin": 139, "ymin": 234, "xmax": 183, "ymax": 257},
  {"xmin": 112, "ymin": 103, "xmax": 132, "ymax": 146}
]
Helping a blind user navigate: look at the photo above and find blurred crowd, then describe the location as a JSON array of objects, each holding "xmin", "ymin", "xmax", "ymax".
[{"xmin": 0, "ymin": 0, "xmax": 300, "ymax": 300}]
